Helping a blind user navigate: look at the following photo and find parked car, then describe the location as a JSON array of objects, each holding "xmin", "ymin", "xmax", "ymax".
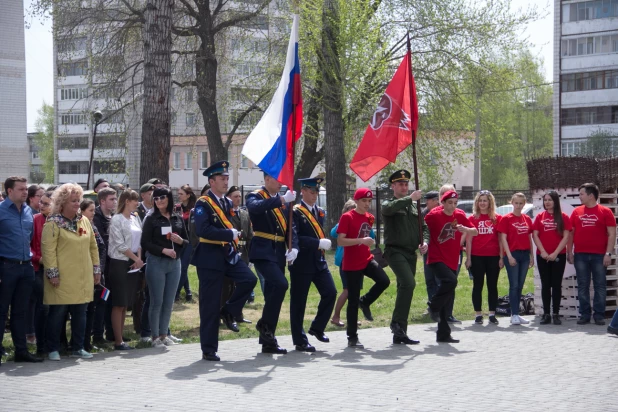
[
  {"xmin": 456, "ymin": 200, "xmax": 475, "ymax": 218},
  {"xmin": 495, "ymin": 203, "xmax": 534, "ymax": 217}
]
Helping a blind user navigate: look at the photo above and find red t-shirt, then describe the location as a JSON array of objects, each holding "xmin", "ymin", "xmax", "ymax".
[
  {"xmin": 468, "ymin": 214, "xmax": 502, "ymax": 256},
  {"xmin": 570, "ymin": 204, "xmax": 616, "ymax": 254},
  {"xmin": 496, "ymin": 213, "xmax": 533, "ymax": 252},
  {"xmin": 337, "ymin": 210, "xmax": 374, "ymax": 271},
  {"xmin": 425, "ymin": 208, "xmax": 473, "ymax": 271},
  {"xmin": 533, "ymin": 211, "xmax": 572, "ymax": 255}
]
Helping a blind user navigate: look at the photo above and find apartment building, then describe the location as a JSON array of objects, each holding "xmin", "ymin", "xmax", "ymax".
[
  {"xmin": 27, "ymin": 132, "xmax": 46, "ymax": 184},
  {"xmin": 555, "ymin": 0, "xmax": 618, "ymax": 156}
]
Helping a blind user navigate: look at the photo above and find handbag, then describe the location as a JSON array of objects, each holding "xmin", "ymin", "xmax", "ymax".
[{"xmin": 371, "ymin": 246, "xmax": 389, "ymax": 268}]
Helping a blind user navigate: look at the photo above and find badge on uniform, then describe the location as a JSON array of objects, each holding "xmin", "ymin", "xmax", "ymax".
[{"xmin": 195, "ymin": 206, "xmax": 204, "ymax": 215}]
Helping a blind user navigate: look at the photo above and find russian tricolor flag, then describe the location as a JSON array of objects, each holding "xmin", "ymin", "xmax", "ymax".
[{"xmin": 242, "ymin": 14, "xmax": 302, "ymax": 188}]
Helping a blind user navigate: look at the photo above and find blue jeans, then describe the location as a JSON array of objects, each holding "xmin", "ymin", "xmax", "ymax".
[
  {"xmin": 574, "ymin": 253, "xmax": 606, "ymax": 321},
  {"xmin": 140, "ymin": 284, "xmax": 170, "ymax": 338},
  {"xmin": 176, "ymin": 243, "xmax": 193, "ymax": 298},
  {"xmin": 0, "ymin": 261, "xmax": 34, "ymax": 353},
  {"xmin": 504, "ymin": 250, "xmax": 530, "ymax": 315},
  {"xmin": 610, "ymin": 307, "xmax": 618, "ymax": 329},
  {"xmin": 146, "ymin": 255, "xmax": 181, "ymax": 337},
  {"xmin": 47, "ymin": 303, "xmax": 88, "ymax": 353}
]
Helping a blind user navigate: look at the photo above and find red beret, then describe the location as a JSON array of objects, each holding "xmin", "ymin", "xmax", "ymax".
[
  {"xmin": 441, "ymin": 190, "xmax": 458, "ymax": 203},
  {"xmin": 354, "ymin": 188, "xmax": 373, "ymax": 200}
]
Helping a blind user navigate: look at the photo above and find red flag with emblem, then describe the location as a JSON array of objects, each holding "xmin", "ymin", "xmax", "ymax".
[{"xmin": 350, "ymin": 51, "xmax": 418, "ymax": 182}]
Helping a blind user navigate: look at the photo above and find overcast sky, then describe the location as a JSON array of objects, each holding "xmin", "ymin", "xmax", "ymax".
[{"xmin": 22, "ymin": 0, "xmax": 554, "ymax": 132}]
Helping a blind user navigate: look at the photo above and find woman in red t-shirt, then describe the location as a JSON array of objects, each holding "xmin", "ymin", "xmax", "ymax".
[
  {"xmin": 532, "ymin": 191, "xmax": 571, "ymax": 325},
  {"xmin": 497, "ymin": 193, "xmax": 533, "ymax": 326},
  {"xmin": 465, "ymin": 190, "xmax": 503, "ymax": 325},
  {"xmin": 336, "ymin": 188, "xmax": 390, "ymax": 349}
]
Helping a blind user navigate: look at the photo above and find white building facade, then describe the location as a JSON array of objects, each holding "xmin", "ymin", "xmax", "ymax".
[{"xmin": 554, "ymin": 0, "xmax": 618, "ymax": 156}]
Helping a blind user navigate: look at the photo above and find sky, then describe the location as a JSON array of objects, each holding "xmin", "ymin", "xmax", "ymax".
[{"xmin": 22, "ymin": 0, "xmax": 554, "ymax": 133}]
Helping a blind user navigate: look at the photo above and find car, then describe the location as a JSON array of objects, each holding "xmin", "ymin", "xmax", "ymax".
[
  {"xmin": 456, "ymin": 200, "xmax": 475, "ymax": 217},
  {"xmin": 495, "ymin": 203, "xmax": 534, "ymax": 218}
]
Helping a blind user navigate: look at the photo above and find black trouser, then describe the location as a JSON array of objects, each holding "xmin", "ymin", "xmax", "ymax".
[
  {"xmin": 345, "ymin": 259, "xmax": 390, "ymax": 340},
  {"xmin": 32, "ymin": 269, "xmax": 49, "ymax": 353},
  {"xmin": 428, "ymin": 262, "xmax": 458, "ymax": 340},
  {"xmin": 84, "ymin": 285, "xmax": 106, "ymax": 349},
  {"xmin": 536, "ymin": 254, "xmax": 566, "ymax": 315},
  {"xmin": 471, "ymin": 255, "xmax": 501, "ymax": 312}
]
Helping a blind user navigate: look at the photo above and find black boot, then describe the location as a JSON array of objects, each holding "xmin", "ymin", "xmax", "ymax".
[
  {"xmin": 540, "ymin": 314, "xmax": 551, "ymax": 325},
  {"xmin": 552, "ymin": 314, "xmax": 562, "ymax": 325},
  {"xmin": 391, "ymin": 322, "xmax": 420, "ymax": 345}
]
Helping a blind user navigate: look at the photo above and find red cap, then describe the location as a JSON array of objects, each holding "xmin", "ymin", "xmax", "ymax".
[
  {"xmin": 354, "ymin": 188, "xmax": 373, "ymax": 200},
  {"xmin": 441, "ymin": 190, "xmax": 458, "ymax": 202}
]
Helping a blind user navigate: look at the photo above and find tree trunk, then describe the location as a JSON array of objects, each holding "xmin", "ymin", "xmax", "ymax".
[
  {"xmin": 140, "ymin": 0, "xmax": 174, "ymax": 184},
  {"xmin": 322, "ymin": 0, "xmax": 346, "ymax": 236}
]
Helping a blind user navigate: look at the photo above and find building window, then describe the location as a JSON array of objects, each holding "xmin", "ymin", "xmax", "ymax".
[
  {"xmin": 235, "ymin": 14, "xmax": 269, "ymax": 30},
  {"xmin": 60, "ymin": 87, "xmax": 88, "ymax": 100},
  {"xmin": 94, "ymin": 160, "xmax": 126, "ymax": 174},
  {"xmin": 561, "ymin": 34, "xmax": 618, "ymax": 57},
  {"xmin": 59, "ymin": 61, "xmax": 88, "ymax": 76},
  {"xmin": 562, "ymin": 70, "xmax": 618, "ymax": 92},
  {"xmin": 200, "ymin": 151, "xmax": 208, "ymax": 169},
  {"xmin": 60, "ymin": 113, "xmax": 86, "ymax": 125},
  {"xmin": 185, "ymin": 152, "xmax": 192, "ymax": 169},
  {"xmin": 563, "ymin": 1, "xmax": 618, "ymax": 23},
  {"xmin": 186, "ymin": 113, "xmax": 196, "ymax": 126},
  {"xmin": 58, "ymin": 161, "xmax": 89, "ymax": 174},
  {"xmin": 234, "ymin": 61, "xmax": 265, "ymax": 78},
  {"xmin": 230, "ymin": 109, "xmax": 262, "ymax": 130},
  {"xmin": 186, "ymin": 88, "xmax": 194, "ymax": 102},
  {"xmin": 57, "ymin": 36, "xmax": 88, "ymax": 53},
  {"xmin": 173, "ymin": 152, "xmax": 180, "ymax": 169},
  {"xmin": 57, "ymin": 135, "xmax": 88, "ymax": 150},
  {"xmin": 95, "ymin": 134, "xmax": 126, "ymax": 150},
  {"xmin": 241, "ymin": 155, "xmax": 249, "ymax": 168},
  {"xmin": 561, "ymin": 105, "xmax": 618, "ymax": 126}
]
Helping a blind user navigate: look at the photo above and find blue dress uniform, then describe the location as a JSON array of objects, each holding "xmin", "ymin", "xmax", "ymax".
[
  {"xmin": 289, "ymin": 178, "xmax": 337, "ymax": 352},
  {"xmin": 246, "ymin": 183, "xmax": 298, "ymax": 352},
  {"xmin": 191, "ymin": 161, "xmax": 257, "ymax": 361}
]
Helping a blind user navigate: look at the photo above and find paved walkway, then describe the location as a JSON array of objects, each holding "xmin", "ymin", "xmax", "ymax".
[{"xmin": 1, "ymin": 318, "xmax": 617, "ymax": 411}]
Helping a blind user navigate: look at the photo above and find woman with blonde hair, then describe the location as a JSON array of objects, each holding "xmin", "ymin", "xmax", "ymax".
[
  {"xmin": 108, "ymin": 189, "xmax": 144, "ymax": 350},
  {"xmin": 497, "ymin": 192, "xmax": 534, "ymax": 325},
  {"xmin": 465, "ymin": 190, "xmax": 503, "ymax": 325},
  {"xmin": 42, "ymin": 183, "xmax": 100, "ymax": 361}
]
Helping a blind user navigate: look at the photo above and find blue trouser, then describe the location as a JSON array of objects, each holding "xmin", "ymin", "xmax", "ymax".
[
  {"xmin": 574, "ymin": 253, "xmax": 606, "ymax": 321},
  {"xmin": 289, "ymin": 267, "xmax": 337, "ymax": 346},
  {"xmin": 504, "ymin": 250, "xmax": 530, "ymax": 315},
  {"xmin": 197, "ymin": 261, "xmax": 256, "ymax": 353},
  {"xmin": 253, "ymin": 260, "xmax": 288, "ymax": 342},
  {"xmin": 250, "ymin": 268, "xmax": 266, "ymax": 300},
  {"xmin": 610, "ymin": 307, "xmax": 618, "ymax": 329},
  {"xmin": 146, "ymin": 255, "xmax": 181, "ymax": 337},
  {"xmin": 47, "ymin": 303, "xmax": 88, "ymax": 353},
  {"xmin": 176, "ymin": 242, "xmax": 193, "ymax": 298},
  {"xmin": 140, "ymin": 284, "xmax": 170, "ymax": 338},
  {"xmin": 0, "ymin": 261, "xmax": 34, "ymax": 354}
]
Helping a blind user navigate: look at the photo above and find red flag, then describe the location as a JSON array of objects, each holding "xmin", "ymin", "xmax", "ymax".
[{"xmin": 350, "ymin": 51, "xmax": 419, "ymax": 182}]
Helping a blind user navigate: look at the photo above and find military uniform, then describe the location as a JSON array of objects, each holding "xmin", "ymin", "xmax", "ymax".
[
  {"xmin": 246, "ymin": 181, "xmax": 298, "ymax": 353},
  {"xmin": 191, "ymin": 161, "xmax": 257, "ymax": 361},
  {"xmin": 289, "ymin": 178, "xmax": 336, "ymax": 352},
  {"xmin": 381, "ymin": 170, "xmax": 429, "ymax": 343}
]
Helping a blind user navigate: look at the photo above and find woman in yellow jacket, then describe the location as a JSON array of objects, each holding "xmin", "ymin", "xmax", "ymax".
[{"xmin": 42, "ymin": 183, "xmax": 101, "ymax": 361}]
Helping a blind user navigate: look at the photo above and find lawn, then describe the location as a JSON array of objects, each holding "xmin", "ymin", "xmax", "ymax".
[{"xmin": 3, "ymin": 251, "xmax": 535, "ymax": 356}]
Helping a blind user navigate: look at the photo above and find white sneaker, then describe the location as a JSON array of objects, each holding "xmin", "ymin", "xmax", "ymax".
[
  {"xmin": 139, "ymin": 336, "xmax": 152, "ymax": 344},
  {"xmin": 152, "ymin": 338, "xmax": 165, "ymax": 348},
  {"xmin": 163, "ymin": 336, "xmax": 176, "ymax": 346},
  {"xmin": 518, "ymin": 315, "xmax": 530, "ymax": 324},
  {"xmin": 511, "ymin": 315, "xmax": 521, "ymax": 325},
  {"xmin": 168, "ymin": 334, "xmax": 183, "ymax": 343}
]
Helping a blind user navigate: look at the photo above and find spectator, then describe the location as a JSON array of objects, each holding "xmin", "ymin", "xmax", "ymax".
[
  {"xmin": 533, "ymin": 191, "xmax": 571, "ymax": 325},
  {"xmin": 330, "ymin": 199, "xmax": 372, "ymax": 327},
  {"xmin": 0, "ymin": 192, "xmax": 5, "ymax": 202},
  {"xmin": 93, "ymin": 178, "xmax": 110, "ymax": 193},
  {"xmin": 465, "ymin": 190, "xmax": 503, "ymax": 325},
  {"xmin": 42, "ymin": 183, "xmax": 100, "ymax": 361},
  {"xmin": 137, "ymin": 183, "xmax": 154, "ymax": 222},
  {"xmin": 80, "ymin": 198, "xmax": 107, "ymax": 352},
  {"xmin": 108, "ymin": 189, "xmax": 144, "ymax": 350},
  {"xmin": 497, "ymin": 192, "xmax": 534, "ymax": 326},
  {"xmin": 148, "ymin": 178, "xmax": 166, "ymax": 189},
  {"xmin": 141, "ymin": 187, "xmax": 188, "ymax": 347},
  {"xmin": 568, "ymin": 183, "xmax": 617, "ymax": 325},
  {"xmin": 26, "ymin": 185, "xmax": 44, "ymax": 215},
  {"xmin": 28, "ymin": 190, "xmax": 53, "ymax": 354},
  {"xmin": 92, "ymin": 187, "xmax": 117, "ymax": 343},
  {"xmin": 0, "ymin": 176, "xmax": 42, "ymax": 364},
  {"xmin": 174, "ymin": 184, "xmax": 196, "ymax": 302}
]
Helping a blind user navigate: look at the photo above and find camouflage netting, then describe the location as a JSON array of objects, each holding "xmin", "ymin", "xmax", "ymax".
[{"xmin": 526, "ymin": 156, "xmax": 618, "ymax": 192}]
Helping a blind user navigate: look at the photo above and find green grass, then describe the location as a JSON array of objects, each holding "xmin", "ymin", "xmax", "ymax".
[{"xmin": 2, "ymin": 251, "xmax": 535, "ymax": 357}]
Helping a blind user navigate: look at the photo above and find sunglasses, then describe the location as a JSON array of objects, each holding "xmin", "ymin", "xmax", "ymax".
[
  {"xmin": 153, "ymin": 195, "xmax": 167, "ymax": 202},
  {"xmin": 479, "ymin": 190, "xmax": 492, "ymax": 195}
]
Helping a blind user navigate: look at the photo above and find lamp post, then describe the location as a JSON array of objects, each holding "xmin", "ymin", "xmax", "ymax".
[{"xmin": 86, "ymin": 110, "xmax": 103, "ymax": 190}]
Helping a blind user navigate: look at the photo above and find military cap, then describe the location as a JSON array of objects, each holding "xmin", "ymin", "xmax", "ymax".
[
  {"xmin": 226, "ymin": 185, "xmax": 241, "ymax": 197},
  {"xmin": 140, "ymin": 183, "xmax": 155, "ymax": 193},
  {"xmin": 424, "ymin": 191, "xmax": 439, "ymax": 200},
  {"xmin": 389, "ymin": 170, "xmax": 411, "ymax": 183},
  {"xmin": 203, "ymin": 160, "xmax": 230, "ymax": 177},
  {"xmin": 298, "ymin": 177, "xmax": 323, "ymax": 190}
]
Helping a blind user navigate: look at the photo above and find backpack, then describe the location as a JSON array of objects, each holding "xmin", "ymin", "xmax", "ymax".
[{"xmin": 495, "ymin": 294, "xmax": 535, "ymax": 317}]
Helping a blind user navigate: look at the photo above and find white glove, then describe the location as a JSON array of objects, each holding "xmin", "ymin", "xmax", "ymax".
[
  {"xmin": 282, "ymin": 190, "xmax": 296, "ymax": 203},
  {"xmin": 319, "ymin": 238, "xmax": 332, "ymax": 250},
  {"xmin": 231, "ymin": 228, "xmax": 239, "ymax": 240},
  {"xmin": 285, "ymin": 248, "xmax": 298, "ymax": 264}
]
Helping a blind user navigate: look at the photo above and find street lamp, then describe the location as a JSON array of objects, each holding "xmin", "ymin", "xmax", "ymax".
[{"xmin": 86, "ymin": 110, "xmax": 104, "ymax": 190}]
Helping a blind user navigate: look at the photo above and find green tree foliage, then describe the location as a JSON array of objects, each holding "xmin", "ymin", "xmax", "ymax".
[
  {"xmin": 34, "ymin": 102, "xmax": 55, "ymax": 182},
  {"xmin": 579, "ymin": 129, "xmax": 618, "ymax": 157}
]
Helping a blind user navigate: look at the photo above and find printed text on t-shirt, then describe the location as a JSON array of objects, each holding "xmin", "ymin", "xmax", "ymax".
[
  {"xmin": 579, "ymin": 214, "xmax": 599, "ymax": 227},
  {"xmin": 477, "ymin": 220, "xmax": 494, "ymax": 235}
]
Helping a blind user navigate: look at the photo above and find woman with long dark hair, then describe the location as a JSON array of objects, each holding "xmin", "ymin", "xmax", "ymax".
[
  {"xmin": 532, "ymin": 191, "xmax": 571, "ymax": 325},
  {"xmin": 141, "ymin": 187, "xmax": 188, "ymax": 347},
  {"xmin": 175, "ymin": 184, "xmax": 197, "ymax": 302},
  {"xmin": 26, "ymin": 185, "xmax": 45, "ymax": 214}
]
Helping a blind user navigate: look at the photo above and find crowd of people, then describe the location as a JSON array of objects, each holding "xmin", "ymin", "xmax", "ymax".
[{"xmin": 1, "ymin": 167, "xmax": 618, "ymax": 365}]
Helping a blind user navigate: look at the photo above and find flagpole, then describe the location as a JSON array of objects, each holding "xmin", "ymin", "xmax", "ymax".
[
  {"xmin": 407, "ymin": 32, "xmax": 424, "ymax": 245},
  {"xmin": 287, "ymin": 68, "xmax": 301, "ymax": 252}
]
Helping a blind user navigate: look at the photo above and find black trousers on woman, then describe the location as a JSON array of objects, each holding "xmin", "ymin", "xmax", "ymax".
[
  {"xmin": 471, "ymin": 255, "xmax": 501, "ymax": 312},
  {"xmin": 536, "ymin": 254, "xmax": 566, "ymax": 315}
]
